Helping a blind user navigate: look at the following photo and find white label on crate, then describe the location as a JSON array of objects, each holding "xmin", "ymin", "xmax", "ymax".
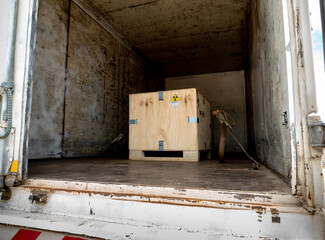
[{"xmin": 169, "ymin": 93, "xmax": 182, "ymax": 109}]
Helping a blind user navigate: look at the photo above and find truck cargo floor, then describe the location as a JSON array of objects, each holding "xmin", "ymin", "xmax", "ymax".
[{"xmin": 28, "ymin": 157, "xmax": 290, "ymax": 193}]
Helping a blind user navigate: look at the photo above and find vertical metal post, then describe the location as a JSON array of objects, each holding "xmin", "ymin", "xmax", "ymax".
[
  {"xmin": 282, "ymin": 0, "xmax": 297, "ymax": 196},
  {"xmin": 218, "ymin": 124, "xmax": 227, "ymax": 163}
]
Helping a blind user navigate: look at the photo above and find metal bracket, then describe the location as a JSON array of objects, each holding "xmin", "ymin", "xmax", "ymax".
[
  {"xmin": 281, "ymin": 111, "xmax": 288, "ymax": 126},
  {"xmin": 159, "ymin": 141, "xmax": 164, "ymax": 151},
  {"xmin": 188, "ymin": 117, "xmax": 199, "ymax": 123},
  {"xmin": 0, "ymin": 187, "xmax": 11, "ymax": 201},
  {"xmin": 158, "ymin": 91, "xmax": 163, "ymax": 101},
  {"xmin": 129, "ymin": 119, "xmax": 138, "ymax": 125},
  {"xmin": 4, "ymin": 175, "xmax": 16, "ymax": 187},
  {"xmin": 0, "ymin": 126, "xmax": 15, "ymax": 184},
  {"xmin": 309, "ymin": 121, "xmax": 325, "ymax": 147},
  {"xmin": 0, "ymin": 81, "xmax": 15, "ymax": 139},
  {"xmin": 29, "ymin": 190, "xmax": 48, "ymax": 204}
]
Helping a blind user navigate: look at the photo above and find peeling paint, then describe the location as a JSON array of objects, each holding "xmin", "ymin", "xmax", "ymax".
[
  {"xmin": 271, "ymin": 216, "xmax": 281, "ymax": 223},
  {"xmin": 0, "ymin": 182, "xmax": 323, "ymax": 239},
  {"xmin": 270, "ymin": 208, "xmax": 279, "ymax": 215},
  {"xmin": 235, "ymin": 194, "xmax": 271, "ymax": 201}
]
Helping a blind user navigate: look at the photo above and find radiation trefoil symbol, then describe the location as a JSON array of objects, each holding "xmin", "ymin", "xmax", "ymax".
[{"xmin": 169, "ymin": 93, "xmax": 182, "ymax": 109}]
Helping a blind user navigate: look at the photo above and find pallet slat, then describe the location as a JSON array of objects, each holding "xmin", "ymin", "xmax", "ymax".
[{"xmin": 129, "ymin": 150, "xmax": 200, "ymax": 162}]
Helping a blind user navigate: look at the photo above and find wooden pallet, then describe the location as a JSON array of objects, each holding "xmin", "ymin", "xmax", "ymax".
[{"xmin": 129, "ymin": 150, "xmax": 211, "ymax": 162}]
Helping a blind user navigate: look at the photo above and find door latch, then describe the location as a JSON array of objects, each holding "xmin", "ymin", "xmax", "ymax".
[
  {"xmin": 309, "ymin": 121, "xmax": 325, "ymax": 148},
  {"xmin": 281, "ymin": 111, "xmax": 288, "ymax": 126}
]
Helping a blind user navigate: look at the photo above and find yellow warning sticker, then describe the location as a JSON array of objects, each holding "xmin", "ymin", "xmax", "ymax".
[
  {"xmin": 169, "ymin": 93, "xmax": 182, "ymax": 109},
  {"xmin": 11, "ymin": 160, "xmax": 18, "ymax": 173}
]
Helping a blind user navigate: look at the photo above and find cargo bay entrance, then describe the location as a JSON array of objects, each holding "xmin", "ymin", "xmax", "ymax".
[
  {"xmin": 25, "ymin": 0, "xmax": 294, "ymax": 195},
  {"xmin": 0, "ymin": 0, "xmax": 324, "ymax": 238}
]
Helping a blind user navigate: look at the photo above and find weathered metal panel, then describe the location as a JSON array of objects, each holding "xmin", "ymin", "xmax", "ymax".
[
  {"xmin": 29, "ymin": 0, "xmax": 162, "ymax": 158},
  {"xmin": 247, "ymin": 0, "xmax": 292, "ymax": 179},
  {"xmin": 9, "ymin": 0, "xmax": 39, "ymax": 181},
  {"xmin": 0, "ymin": 180, "xmax": 323, "ymax": 239},
  {"xmin": 62, "ymin": 2, "xmax": 150, "ymax": 157},
  {"xmin": 29, "ymin": 0, "xmax": 69, "ymax": 158},
  {"xmin": 0, "ymin": 0, "xmax": 18, "ymax": 183},
  {"xmin": 63, "ymin": 2, "xmax": 118, "ymax": 156},
  {"xmin": 89, "ymin": 0, "xmax": 250, "ymax": 76}
]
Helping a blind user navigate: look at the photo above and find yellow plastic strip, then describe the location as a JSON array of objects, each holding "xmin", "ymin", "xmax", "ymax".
[{"xmin": 11, "ymin": 160, "xmax": 18, "ymax": 172}]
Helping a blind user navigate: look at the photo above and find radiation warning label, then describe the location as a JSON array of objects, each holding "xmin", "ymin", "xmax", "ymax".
[{"xmin": 169, "ymin": 93, "xmax": 182, "ymax": 109}]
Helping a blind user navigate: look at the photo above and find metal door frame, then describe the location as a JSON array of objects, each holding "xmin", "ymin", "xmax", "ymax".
[
  {"xmin": 0, "ymin": 0, "xmax": 38, "ymax": 191},
  {"xmin": 283, "ymin": 0, "xmax": 325, "ymax": 209}
]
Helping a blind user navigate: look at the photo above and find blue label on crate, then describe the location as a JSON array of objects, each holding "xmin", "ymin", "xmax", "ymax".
[
  {"xmin": 129, "ymin": 119, "xmax": 138, "ymax": 124},
  {"xmin": 188, "ymin": 117, "xmax": 199, "ymax": 123},
  {"xmin": 159, "ymin": 141, "xmax": 164, "ymax": 151}
]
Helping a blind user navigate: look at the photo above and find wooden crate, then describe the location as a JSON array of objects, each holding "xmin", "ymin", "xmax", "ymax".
[{"xmin": 129, "ymin": 88, "xmax": 212, "ymax": 161}]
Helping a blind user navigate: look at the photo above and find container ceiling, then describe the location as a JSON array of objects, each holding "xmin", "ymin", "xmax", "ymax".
[{"xmin": 87, "ymin": 0, "xmax": 250, "ymax": 77}]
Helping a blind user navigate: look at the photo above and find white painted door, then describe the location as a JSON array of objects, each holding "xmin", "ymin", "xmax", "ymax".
[
  {"xmin": 0, "ymin": 0, "xmax": 38, "ymax": 193},
  {"xmin": 283, "ymin": 0, "xmax": 325, "ymax": 208}
]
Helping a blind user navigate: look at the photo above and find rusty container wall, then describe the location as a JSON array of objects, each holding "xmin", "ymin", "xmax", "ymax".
[
  {"xmin": 28, "ymin": 0, "xmax": 293, "ymax": 184},
  {"xmin": 246, "ymin": 0, "xmax": 292, "ymax": 179},
  {"xmin": 28, "ymin": 0, "xmax": 163, "ymax": 159}
]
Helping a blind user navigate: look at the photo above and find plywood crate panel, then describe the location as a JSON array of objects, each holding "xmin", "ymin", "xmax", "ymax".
[{"xmin": 129, "ymin": 88, "xmax": 212, "ymax": 161}]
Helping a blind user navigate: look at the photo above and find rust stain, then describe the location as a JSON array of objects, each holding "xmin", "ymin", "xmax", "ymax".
[
  {"xmin": 272, "ymin": 216, "xmax": 281, "ymax": 223},
  {"xmin": 90, "ymin": 207, "xmax": 95, "ymax": 215},
  {"xmin": 235, "ymin": 194, "xmax": 272, "ymax": 201},
  {"xmin": 252, "ymin": 206, "xmax": 266, "ymax": 214},
  {"xmin": 24, "ymin": 185, "xmax": 282, "ymax": 212},
  {"xmin": 270, "ymin": 208, "xmax": 279, "ymax": 215},
  {"xmin": 271, "ymin": 207, "xmax": 281, "ymax": 223}
]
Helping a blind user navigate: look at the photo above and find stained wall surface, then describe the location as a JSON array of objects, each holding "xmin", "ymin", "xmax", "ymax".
[
  {"xmin": 166, "ymin": 71, "xmax": 246, "ymax": 153},
  {"xmin": 29, "ymin": 0, "xmax": 162, "ymax": 159},
  {"xmin": 29, "ymin": 0, "xmax": 69, "ymax": 158},
  {"xmin": 247, "ymin": 0, "xmax": 291, "ymax": 179},
  {"xmin": 88, "ymin": 0, "xmax": 250, "ymax": 77}
]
